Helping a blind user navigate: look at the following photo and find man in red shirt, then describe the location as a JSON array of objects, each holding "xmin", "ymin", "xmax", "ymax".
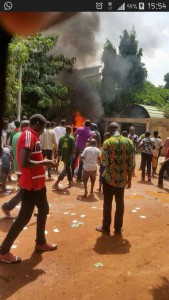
[{"xmin": 0, "ymin": 114, "xmax": 57, "ymax": 264}]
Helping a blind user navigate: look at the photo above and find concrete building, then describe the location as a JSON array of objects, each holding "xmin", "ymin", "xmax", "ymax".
[{"xmin": 104, "ymin": 104, "xmax": 169, "ymax": 147}]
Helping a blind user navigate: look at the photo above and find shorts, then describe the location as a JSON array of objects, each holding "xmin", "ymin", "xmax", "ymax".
[{"xmin": 83, "ymin": 169, "xmax": 97, "ymax": 182}]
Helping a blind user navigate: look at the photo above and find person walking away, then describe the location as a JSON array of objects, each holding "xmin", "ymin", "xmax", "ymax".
[
  {"xmin": 10, "ymin": 120, "xmax": 20, "ymax": 145},
  {"xmin": 0, "ymin": 119, "xmax": 11, "ymax": 193},
  {"xmin": 54, "ymin": 119, "xmax": 66, "ymax": 146},
  {"xmin": 40, "ymin": 121, "xmax": 57, "ymax": 179},
  {"xmin": 0, "ymin": 114, "xmax": 57, "ymax": 264},
  {"xmin": 90, "ymin": 123, "xmax": 101, "ymax": 148},
  {"xmin": 96, "ymin": 122, "xmax": 134, "ymax": 235},
  {"xmin": 151, "ymin": 131, "xmax": 163, "ymax": 175},
  {"xmin": 81, "ymin": 139, "xmax": 100, "ymax": 197},
  {"xmin": 72, "ymin": 120, "xmax": 92, "ymax": 182},
  {"xmin": 52, "ymin": 125, "xmax": 75, "ymax": 190},
  {"xmin": 1, "ymin": 120, "xmax": 29, "ymax": 218},
  {"xmin": 128, "ymin": 126, "xmax": 138, "ymax": 176},
  {"xmin": 139, "ymin": 131, "xmax": 154, "ymax": 182}
]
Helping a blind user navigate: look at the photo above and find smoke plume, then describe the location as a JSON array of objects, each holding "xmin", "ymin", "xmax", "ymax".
[
  {"xmin": 46, "ymin": 12, "xmax": 100, "ymax": 67},
  {"xmin": 46, "ymin": 13, "xmax": 103, "ymax": 123}
]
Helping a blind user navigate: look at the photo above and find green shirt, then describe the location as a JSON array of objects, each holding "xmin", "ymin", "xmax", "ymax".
[
  {"xmin": 101, "ymin": 135, "xmax": 134, "ymax": 188},
  {"xmin": 58, "ymin": 134, "xmax": 75, "ymax": 164},
  {"xmin": 12, "ymin": 131, "xmax": 22, "ymax": 173}
]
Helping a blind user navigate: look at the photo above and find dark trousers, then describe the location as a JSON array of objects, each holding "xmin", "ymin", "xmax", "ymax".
[
  {"xmin": 102, "ymin": 181, "xmax": 124, "ymax": 232},
  {"xmin": 0, "ymin": 186, "xmax": 49, "ymax": 254},
  {"xmin": 71, "ymin": 149, "xmax": 83, "ymax": 180},
  {"xmin": 42, "ymin": 149, "xmax": 52, "ymax": 177},
  {"xmin": 58, "ymin": 162, "xmax": 72, "ymax": 182},
  {"xmin": 141, "ymin": 152, "xmax": 152, "ymax": 179},
  {"xmin": 158, "ymin": 160, "xmax": 169, "ymax": 186},
  {"xmin": 3, "ymin": 189, "xmax": 23, "ymax": 211}
]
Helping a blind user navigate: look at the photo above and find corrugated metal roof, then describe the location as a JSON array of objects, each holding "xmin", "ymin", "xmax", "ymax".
[{"xmin": 139, "ymin": 105, "xmax": 165, "ymax": 118}]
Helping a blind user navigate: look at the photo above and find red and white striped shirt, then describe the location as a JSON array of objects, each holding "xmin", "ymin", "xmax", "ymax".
[{"xmin": 17, "ymin": 128, "xmax": 45, "ymax": 191}]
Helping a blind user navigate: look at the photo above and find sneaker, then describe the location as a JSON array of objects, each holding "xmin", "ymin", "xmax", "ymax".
[
  {"xmin": 0, "ymin": 252, "xmax": 21, "ymax": 264},
  {"xmin": 114, "ymin": 228, "xmax": 123, "ymax": 235},
  {"xmin": 95, "ymin": 226, "xmax": 110, "ymax": 236},
  {"xmin": 35, "ymin": 243, "xmax": 57, "ymax": 252},
  {"xmin": 1, "ymin": 205, "xmax": 12, "ymax": 218}
]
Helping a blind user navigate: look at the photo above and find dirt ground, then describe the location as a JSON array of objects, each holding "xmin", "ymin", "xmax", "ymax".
[{"xmin": 1, "ymin": 155, "xmax": 169, "ymax": 300}]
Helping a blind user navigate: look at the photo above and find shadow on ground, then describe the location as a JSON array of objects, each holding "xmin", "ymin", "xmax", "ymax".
[
  {"xmin": 0, "ymin": 252, "xmax": 44, "ymax": 299},
  {"xmin": 150, "ymin": 276, "xmax": 169, "ymax": 300},
  {"xmin": 93, "ymin": 234, "xmax": 131, "ymax": 255}
]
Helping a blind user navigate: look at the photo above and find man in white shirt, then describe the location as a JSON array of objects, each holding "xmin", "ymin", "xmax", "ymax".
[
  {"xmin": 81, "ymin": 139, "xmax": 101, "ymax": 197},
  {"xmin": 151, "ymin": 131, "xmax": 163, "ymax": 175},
  {"xmin": 54, "ymin": 119, "xmax": 66, "ymax": 146},
  {"xmin": 40, "ymin": 121, "xmax": 57, "ymax": 179}
]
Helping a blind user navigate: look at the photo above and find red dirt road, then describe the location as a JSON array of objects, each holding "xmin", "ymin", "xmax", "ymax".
[{"xmin": 1, "ymin": 156, "xmax": 169, "ymax": 300}]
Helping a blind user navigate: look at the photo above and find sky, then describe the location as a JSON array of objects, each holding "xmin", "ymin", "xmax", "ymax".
[
  {"xmin": 97, "ymin": 12, "xmax": 169, "ymax": 87},
  {"xmin": 48, "ymin": 12, "xmax": 169, "ymax": 87}
]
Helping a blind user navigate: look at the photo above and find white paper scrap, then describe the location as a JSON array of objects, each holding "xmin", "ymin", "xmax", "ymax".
[
  {"xmin": 23, "ymin": 226, "xmax": 28, "ymax": 230},
  {"xmin": 79, "ymin": 221, "xmax": 85, "ymax": 225},
  {"xmin": 45, "ymin": 230, "xmax": 48, "ymax": 234},
  {"xmin": 72, "ymin": 220, "xmax": 78, "ymax": 224},
  {"xmin": 91, "ymin": 207, "xmax": 97, "ymax": 209},
  {"xmin": 11, "ymin": 245, "xmax": 17, "ymax": 249},
  {"xmin": 131, "ymin": 210, "xmax": 137, "ymax": 213},
  {"xmin": 53, "ymin": 228, "xmax": 60, "ymax": 233},
  {"xmin": 71, "ymin": 223, "xmax": 79, "ymax": 228},
  {"xmin": 93, "ymin": 262, "xmax": 103, "ymax": 268},
  {"xmin": 135, "ymin": 207, "xmax": 140, "ymax": 210},
  {"xmin": 64, "ymin": 212, "xmax": 70, "ymax": 215},
  {"xmin": 80, "ymin": 214, "xmax": 86, "ymax": 218},
  {"xmin": 70, "ymin": 213, "xmax": 76, "ymax": 216},
  {"xmin": 139, "ymin": 216, "xmax": 147, "ymax": 219}
]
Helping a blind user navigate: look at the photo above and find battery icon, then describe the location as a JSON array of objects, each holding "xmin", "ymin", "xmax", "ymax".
[{"xmin": 139, "ymin": 2, "xmax": 145, "ymax": 10}]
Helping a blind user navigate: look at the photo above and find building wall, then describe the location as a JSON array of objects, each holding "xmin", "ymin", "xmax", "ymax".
[{"xmin": 104, "ymin": 117, "xmax": 169, "ymax": 155}]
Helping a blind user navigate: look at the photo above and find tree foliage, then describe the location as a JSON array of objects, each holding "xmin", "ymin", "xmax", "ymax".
[
  {"xmin": 164, "ymin": 73, "xmax": 169, "ymax": 89},
  {"xmin": 101, "ymin": 28, "xmax": 148, "ymax": 116},
  {"xmin": 6, "ymin": 33, "xmax": 75, "ymax": 117}
]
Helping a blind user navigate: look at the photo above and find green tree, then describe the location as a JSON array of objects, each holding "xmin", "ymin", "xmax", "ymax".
[
  {"xmin": 101, "ymin": 39, "xmax": 119, "ymax": 116},
  {"xmin": 118, "ymin": 28, "xmax": 147, "ymax": 90},
  {"xmin": 6, "ymin": 36, "xmax": 29, "ymax": 115},
  {"xmin": 6, "ymin": 33, "xmax": 75, "ymax": 117},
  {"xmin": 164, "ymin": 73, "xmax": 169, "ymax": 89}
]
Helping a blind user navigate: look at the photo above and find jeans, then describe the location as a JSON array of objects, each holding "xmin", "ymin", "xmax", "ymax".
[
  {"xmin": 0, "ymin": 186, "xmax": 49, "ymax": 254},
  {"xmin": 102, "ymin": 180, "xmax": 124, "ymax": 232},
  {"xmin": 141, "ymin": 152, "xmax": 152, "ymax": 179},
  {"xmin": 58, "ymin": 162, "xmax": 72, "ymax": 182},
  {"xmin": 3, "ymin": 189, "xmax": 23, "ymax": 211},
  {"xmin": 158, "ymin": 160, "xmax": 169, "ymax": 186},
  {"xmin": 71, "ymin": 149, "xmax": 83, "ymax": 180}
]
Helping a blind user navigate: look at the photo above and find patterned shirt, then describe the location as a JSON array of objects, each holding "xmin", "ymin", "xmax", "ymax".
[
  {"xmin": 140, "ymin": 137, "xmax": 154, "ymax": 155},
  {"xmin": 101, "ymin": 135, "xmax": 134, "ymax": 188}
]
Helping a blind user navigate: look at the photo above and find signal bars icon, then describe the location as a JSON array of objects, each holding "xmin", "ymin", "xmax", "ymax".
[{"xmin": 117, "ymin": 2, "xmax": 125, "ymax": 10}]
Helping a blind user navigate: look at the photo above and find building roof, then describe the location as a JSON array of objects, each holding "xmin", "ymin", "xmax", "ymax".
[
  {"xmin": 75, "ymin": 66, "xmax": 102, "ymax": 79},
  {"xmin": 120, "ymin": 104, "xmax": 165, "ymax": 119},
  {"xmin": 139, "ymin": 105, "xmax": 165, "ymax": 118}
]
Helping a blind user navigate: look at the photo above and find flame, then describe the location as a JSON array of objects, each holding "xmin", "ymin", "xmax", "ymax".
[{"xmin": 74, "ymin": 111, "xmax": 86, "ymax": 127}]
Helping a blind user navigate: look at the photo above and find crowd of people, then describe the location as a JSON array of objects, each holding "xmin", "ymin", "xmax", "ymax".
[{"xmin": 0, "ymin": 115, "xmax": 169, "ymax": 264}]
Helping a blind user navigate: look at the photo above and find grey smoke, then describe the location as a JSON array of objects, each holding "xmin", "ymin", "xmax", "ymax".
[
  {"xmin": 45, "ymin": 13, "xmax": 103, "ymax": 122},
  {"xmin": 46, "ymin": 12, "xmax": 100, "ymax": 67}
]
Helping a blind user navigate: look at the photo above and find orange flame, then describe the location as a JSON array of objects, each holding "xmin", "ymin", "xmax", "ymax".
[{"xmin": 74, "ymin": 111, "xmax": 86, "ymax": 127}]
